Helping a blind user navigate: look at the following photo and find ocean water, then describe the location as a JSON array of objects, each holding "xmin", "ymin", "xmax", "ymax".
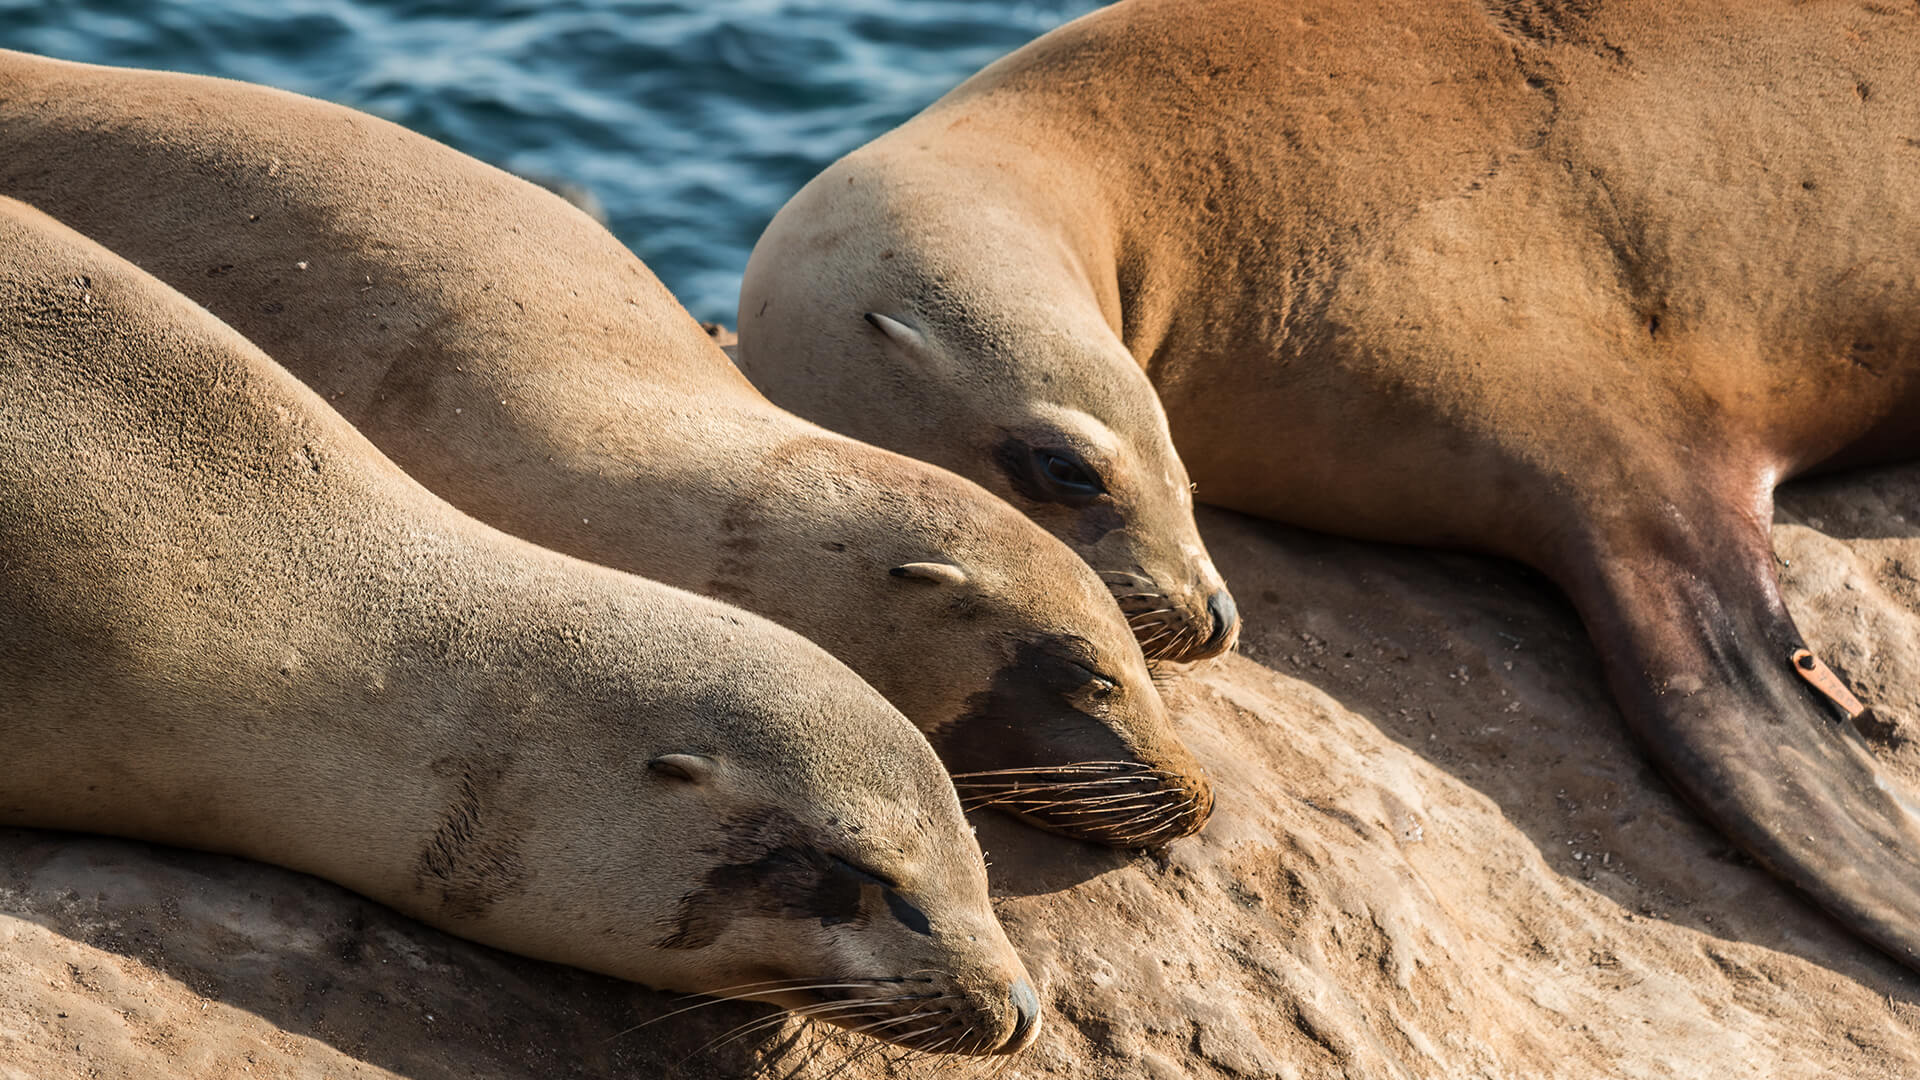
[{"xmin": 0, "ymin": 0, "xmax": 1101, "ymax": 322}]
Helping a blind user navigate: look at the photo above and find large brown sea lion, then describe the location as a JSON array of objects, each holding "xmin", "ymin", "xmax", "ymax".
[
  {"xmin": 0, "ymin": 194, "xmax": 1040, "ymax": 1055},
  {"xmin": 0, "ymin": 51, "xmax": 1210, "ymax": 848},
  {"xmin": 734, "ymin": 0, "xmax": 1920, "ymax": 968}
]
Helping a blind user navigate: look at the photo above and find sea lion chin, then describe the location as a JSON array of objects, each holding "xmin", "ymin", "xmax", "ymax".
[{"xmin": 0, "ymin": 195, "xmax": 1037, "ymax": 1055}]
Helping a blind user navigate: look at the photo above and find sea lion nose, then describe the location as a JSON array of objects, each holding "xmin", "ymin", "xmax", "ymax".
[
  {"xmin": 1001, "ymin": 977, "xmax": 1041, "ymax": 1051},
  {"xmin": 1203, "ymin": 588, "xmax": 1239, "ymax": 651}
]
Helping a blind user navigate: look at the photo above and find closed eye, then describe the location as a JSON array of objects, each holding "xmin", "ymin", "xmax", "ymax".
[
  {"xmin": 1072, "ymin": 662, "xmax": 1119, "ymax": 694},
  {"xmin": 830, "ymin": 853, "xmax": 898, "ymax": 889}
]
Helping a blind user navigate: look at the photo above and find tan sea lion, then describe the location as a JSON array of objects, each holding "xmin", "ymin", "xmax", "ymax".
[
  {"xmin": 0, "ymin": 51, "xmax": 1211, "ymax": 848},
  {"xmin": 734, "ymin": 0, "xmax": 1920, "ymax": 968},
  {"xmin": 0, "ymin": 194, "xmax": 1040, "ymax": 1055}
]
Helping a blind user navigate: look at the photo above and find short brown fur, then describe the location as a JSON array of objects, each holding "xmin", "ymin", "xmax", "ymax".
[
  {"xmin": 0, "ymin": 195, "xmax": 1035, "ymax": 1053},
  {"xmin": 0, "ymin": 50, "xmax": 1210, "ymax": 847},
  {"xmin": 738, "ymin": 0, "xmax": 1920, "ymax": 969}
]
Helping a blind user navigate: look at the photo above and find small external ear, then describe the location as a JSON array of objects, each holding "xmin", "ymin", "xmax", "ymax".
[
  {"xmin": 890, "ymin": 561, "xmax": 969, "ymax": 587},
  {"xmin": 648, "ymin": 753, "xmax": 718, "ymax": 783},
  {"xmin": 864, "ymin": 311, "xmax": 926, "ymax": 351}
]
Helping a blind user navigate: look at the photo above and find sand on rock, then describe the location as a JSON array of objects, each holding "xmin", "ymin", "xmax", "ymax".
[{"xmin": 6, "ymin": 464, "xmax": 1920, "ymax": 1079}]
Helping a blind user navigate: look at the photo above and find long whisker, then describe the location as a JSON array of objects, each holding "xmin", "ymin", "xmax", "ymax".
[
  {"xmin": 953, "ymin": 776, "xmax": 1150, "ymax": 792},
  {"xmin": 957, "ymin": 779, "xmax": 1154, "ymax": 806},
  {"xmin": 606, "ymin": 977, "xmax": 920, "ymax": 1042},
  {"xmin": 696, "ymin": 994, "xmax": 901, "ymax": 1060},
  {"xmin": 949, "ymin": 761, "xmax": 1153, "ymax": 778},
  {"xmin": 1107, "ymin": 797, "xmax": 1200, "ymax": 842}
]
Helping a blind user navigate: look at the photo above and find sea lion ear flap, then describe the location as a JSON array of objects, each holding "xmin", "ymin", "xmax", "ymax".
[
  {"xmin": 890, "ymin": 562, "xmax": 969, "ymax": 587},
  {"xmin": 864, "ymin": 312, "xmax": 927, "ymax": 352},
  {"xmin": 648, "ymin": 753, "xmax": 718, "ymax": 784}
]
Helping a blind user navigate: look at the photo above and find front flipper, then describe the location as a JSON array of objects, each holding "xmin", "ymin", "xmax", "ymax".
[{"xmin": 1566, "ymin": 499, "xmax": 1920, "ymax": 969}]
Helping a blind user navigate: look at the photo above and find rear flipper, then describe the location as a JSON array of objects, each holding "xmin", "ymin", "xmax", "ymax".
[{"xmin": 1563, "ymin": 492, "xmax": 1920, "ymax": 970}]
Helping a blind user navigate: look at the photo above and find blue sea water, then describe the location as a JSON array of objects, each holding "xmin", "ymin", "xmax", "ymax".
[{"xmin": 0, "ymin": 0, "xmax": 1101, "ymax": 322}]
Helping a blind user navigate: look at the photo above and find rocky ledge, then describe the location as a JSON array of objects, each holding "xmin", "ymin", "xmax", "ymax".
[{"xmin": 6, "ymin": 463, "xmax": 1920, "ymax": 1079}]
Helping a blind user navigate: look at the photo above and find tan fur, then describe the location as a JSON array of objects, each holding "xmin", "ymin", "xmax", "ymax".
[
  {"xmin": 737, "ymin": 0, "xmax": 1920, "ymax": 970},
  {"xmin": 0, "ymin": 195, "xmax": 1039, "ymax": 1053},
  {"xmin": 0, "ymin": 50, "xmax": 1209, "ymax": 848}
]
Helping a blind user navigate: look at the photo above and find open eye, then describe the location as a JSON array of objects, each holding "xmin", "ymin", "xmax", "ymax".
[{"xmin": 1032, "ymin": 449, "xmax": 1104, "ymax": 498}]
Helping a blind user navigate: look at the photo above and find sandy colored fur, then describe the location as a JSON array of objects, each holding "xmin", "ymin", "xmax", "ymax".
[
  {"xmin": 0, "ymin": 195, "xmax": 1029, "ymax": 1047},
  {"xmin": 0, "ymin": 49, "xmax": 1211, "ymax": 844}
]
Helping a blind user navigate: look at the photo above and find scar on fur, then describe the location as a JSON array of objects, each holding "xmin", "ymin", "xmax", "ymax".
[{"xmin": 1790, "ymin": 648, "xmax": 1867, "ymax": 721}]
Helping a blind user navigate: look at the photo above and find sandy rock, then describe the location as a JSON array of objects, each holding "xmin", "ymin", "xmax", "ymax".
[{"xmin": 5, "ymin": 465, "xmax": 1920, "ymax": 1078}]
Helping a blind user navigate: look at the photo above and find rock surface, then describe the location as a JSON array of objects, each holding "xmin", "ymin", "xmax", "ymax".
[{"xmin": 6, "ymin": 464, "xmax": 1920, "ymax": 1079}]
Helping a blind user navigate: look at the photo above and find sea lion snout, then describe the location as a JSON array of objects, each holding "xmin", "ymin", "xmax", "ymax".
[
  {"xmin": 1101, "ymin": 567, "xmax": 1239, "ymax": 663},
  {"xmin": 1003, "ymin": 977, "xmax": 1043, "ymax": 1052},
  {"xmin": 1202, "ymin": 587, "xmax": 1240, "ymax": 655}
]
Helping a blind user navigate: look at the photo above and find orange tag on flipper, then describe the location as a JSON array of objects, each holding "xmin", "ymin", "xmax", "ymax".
[{"xmin": 1790, "ymin": 648, "xmax": 1868, "ymax": 721}]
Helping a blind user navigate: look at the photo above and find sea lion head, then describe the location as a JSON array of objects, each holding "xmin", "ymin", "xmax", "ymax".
[
  {"xmin": 471, "ymin": 595, "xmax": 1042, "ymax": 1055},
  {"xmin": 738, "ymin": 162, "xmax": 1238, "ymax": 665},
  {"xmin": 713, "ymin": 436, "xmax": 1214, "ymax": 847}
]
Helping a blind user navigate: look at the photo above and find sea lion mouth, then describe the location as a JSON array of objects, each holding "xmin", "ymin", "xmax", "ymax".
[
  {"xmin": 951, "ymin": 761, "xmax": 1212, "ymax": 847},
  {"xmin": 1099, "ymin": 571, "xmax": 1239, "ymax": 663}
]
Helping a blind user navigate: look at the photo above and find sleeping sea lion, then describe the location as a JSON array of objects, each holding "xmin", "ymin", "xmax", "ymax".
[
  {"xmin": 0, "ymin": 50, "xmax": 1211, "ymax": 847},
  {"xmin": 734, "ymin": 0, "xmax": 1920, "ymax": 968},
  {"xmin": 0, "ymin": 194, "xmax": 1039, "ymax": 1054}
]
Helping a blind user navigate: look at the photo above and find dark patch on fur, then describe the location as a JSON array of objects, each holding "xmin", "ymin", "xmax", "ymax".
[
  {"xmin": 938, "ymin": 637, "xmax": 1127, "ymax": 776},
  {"xmin": 885, "ymin": 889, "xmax": 932, "ymax": 937},
  {"xmin": 414, "ymin": 762, "xmax": 527, "ymax": 921},
  {"xmin": 992, "ymin": 436, "xmax": 1053, "ymax": 505},
  {"xmin": 705, "ymin": 493, "xmax": 765, "ymax": 603},
  {"xmin": 654, "ymin": 808, "xmax": 921, "ymax": 949}
]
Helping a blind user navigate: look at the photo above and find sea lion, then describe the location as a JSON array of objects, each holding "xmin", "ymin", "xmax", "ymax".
[
  {"xmin": 735, "ymin": 0, "xmax": 1920, "ymax": 968},
  {"xmin": 0, "ymin": 194, "xmax": 1039, "ymax": 1055},
  {"xmin": 0, "ymin": 51, "xmax": 1211, "ymax": 848}
]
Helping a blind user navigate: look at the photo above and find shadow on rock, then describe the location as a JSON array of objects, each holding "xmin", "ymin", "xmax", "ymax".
[{"xmin": 1194, "ymin": 493, "xmax": 1920, "ymax": 995}]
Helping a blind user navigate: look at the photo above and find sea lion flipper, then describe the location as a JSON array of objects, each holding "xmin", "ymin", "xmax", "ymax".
[{"xmin": 1575, "ymin": 523, "xmax": 1920, "ymax": 966}]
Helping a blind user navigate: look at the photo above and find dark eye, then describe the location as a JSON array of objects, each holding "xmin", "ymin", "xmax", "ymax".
[{"xmin": 1033, "ymin": 449, "xmax": 1104, "ymax": 497}]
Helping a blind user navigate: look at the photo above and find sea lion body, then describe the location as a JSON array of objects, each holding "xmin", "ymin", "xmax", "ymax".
[
  {"xmin": 738, "ymin": 0, "xmax": 1920, "ymax": 966},
  {"xmin": 0, "ymin": 51, "xmax": 1210, "ymax": 847},
  {"xmin": 0, "ymin": 195, "xmax": 1039, "ymax": 1053}
]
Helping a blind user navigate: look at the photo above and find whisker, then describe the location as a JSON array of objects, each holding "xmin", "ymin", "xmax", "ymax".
[
  {"xmin": 818, "ymin": 1038, "xmax": 887, "ymax": 1080},
  {"xmin": 949, "ymin": 761, "xmax": 1152, "ymax": 778},
  {"xmin": 961, "ymin": 785, "xmax": 1163, "ymax": 810},
  {"xmin": 684, "ymin": 1010, "xmax": 799, "ymax": 1062},
  {"xmin": 888, "ymin": 1022, "xmax": 951, "ymax": 1049},
  {"xmin": 847, "ymin": 1008, "xmax": 944, "ymax": 1037},
  {"xmin": 958, "ymin": 779, "xmax": 1153, "ymax": 807},
  {"xmin": 954, "ymin": 776, "xmax": 1150, "ymax": 792},
  {"xmin": 1047, "ymin": 799, "xmax": 1170, "ymax": 819},
  {"xmin": 1107, "ymin": 797, "xmax": 1200, "ymax": 842},
  {"xmin": 605, "ymin": 977, "xmax": 915, "ymax": 1042},
  {"xmin": 701, "ymin": 993, "xmax": 900, "ymax": 1057}
]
